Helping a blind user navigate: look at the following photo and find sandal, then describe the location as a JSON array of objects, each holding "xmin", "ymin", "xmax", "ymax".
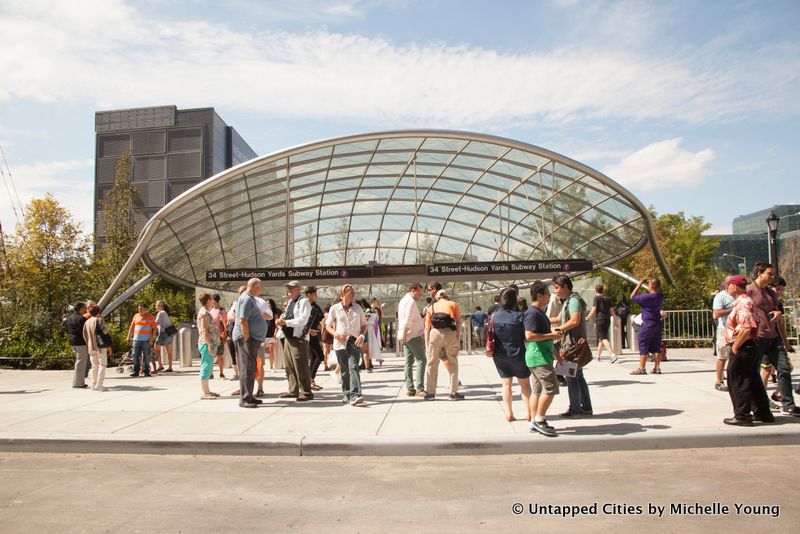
[
  {"xmin": 255, "ymin": 390, "xmax": 265, "ymax": 398},
  {"xmin": 165, "ymin": 368, "xmax": 173, "ymax": 372},
  {"xmin": 630, "ymin": 368, "xmax": 647, "ymax": 375},
  {"xmin": 653, "ymin": 368, "xmax": 662, "ymax": 374},
  {"xmin": 311, "ymin": 383, "xmax": 322, "ymax": 391},
  {"xmin": 220, "ymin": 374, "xmax": 227, "ymax": 379},
  {"xmin": 200, "ymin": 393, "xmax": 216, "ymax": 400}
]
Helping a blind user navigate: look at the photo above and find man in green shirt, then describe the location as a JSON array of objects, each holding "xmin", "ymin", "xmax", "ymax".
[{"xmin": 524, "ymin": 281, "xmax": 562, "ymax": 437}]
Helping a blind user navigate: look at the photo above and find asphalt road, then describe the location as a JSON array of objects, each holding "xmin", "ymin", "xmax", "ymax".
[{"xmin": 1, "ymin": 446, "xmax": 797, "ymax": 533}]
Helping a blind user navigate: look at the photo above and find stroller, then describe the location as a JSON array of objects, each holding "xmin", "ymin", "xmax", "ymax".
[{"xmin": 114, "ymin": 350, "xmax": 134, "ymax": 374}]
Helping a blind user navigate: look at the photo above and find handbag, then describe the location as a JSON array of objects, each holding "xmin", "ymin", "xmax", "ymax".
[
  {"xmin": 485, "ymin": 318, "xmax": 495, "ymax": 357},
  {"xmin": 560, "ymin": 337, "xmax": 593, "ymax": 368},
  {"xmin": 96, "ymin": 331, "xmax": 113, "ymax": 348}
]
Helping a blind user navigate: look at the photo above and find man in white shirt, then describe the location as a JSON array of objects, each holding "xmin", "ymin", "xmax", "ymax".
[
  {"xmin": 713, "ymin": 278, "xmax": 735, "ymax": 392},
  {"xmin": 325, "ymin": 284, "xmax": 367, "ymax": 406},
  {"xmin": 398, "ymin": 282, "xmax": 426, "ymax": 397},
  {"xmin": 275, "ymin": 281, "xmax": 313, "ymax": 401}
]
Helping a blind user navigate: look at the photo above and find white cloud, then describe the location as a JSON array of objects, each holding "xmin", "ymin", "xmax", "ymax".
[
  {"xmin": 603, "ymin": 139, "xmax": 714, "ymax": 191},
  {"xmin": 705, "ymin": 224, "xmax": 732, "ymax": 235},
  {"xmin": 0, "ymin": 1, "xmax": 798, "ymax": 127},
  {"xmin": 0, "ymin": 158, "xmax": 94, "ymax": 235}
]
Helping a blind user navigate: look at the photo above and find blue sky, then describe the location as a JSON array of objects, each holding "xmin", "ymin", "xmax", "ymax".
[{"xmin": 0, "ymin": 0, "xmax": 798, "ymax": 238}]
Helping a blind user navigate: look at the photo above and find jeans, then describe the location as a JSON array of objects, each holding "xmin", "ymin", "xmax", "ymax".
[
  {"xmin": 336, "ymin": 343, "xmax": 362, "ymax": 399},
  {"xmin": 757, "ymin": 337, "xmax": 796, "ymax": 410},
  {"xmin": 402, "ymin": 335, "xmax": 426, "ymax": 392},
  {"xmin": 131, "ymin": 340, "xmax": 151, "ymax": 376},
  {"xmin": 566, "ymin": 367, "xmax": 592, "ymax": 414},
  {"xmin": 308, "ymin": 336, "xmax": 325, "ymax": 379}
]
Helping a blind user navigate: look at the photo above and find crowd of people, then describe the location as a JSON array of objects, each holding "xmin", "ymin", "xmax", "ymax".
[{"xmin": 65, "ymin": 263, "xmax": 799, "ymax": 434}]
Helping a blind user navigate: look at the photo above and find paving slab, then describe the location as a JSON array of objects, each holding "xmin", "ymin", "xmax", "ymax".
[{"xmin": 0, "ymin": 348, "xmax": 798, "ymax": 455}]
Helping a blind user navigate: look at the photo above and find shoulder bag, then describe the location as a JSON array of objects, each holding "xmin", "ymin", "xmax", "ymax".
[{"xmin": 485, "ymin": 318, "xmax": 495, "ymax": 357}]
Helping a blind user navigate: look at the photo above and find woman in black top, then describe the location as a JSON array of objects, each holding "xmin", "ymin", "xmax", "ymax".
[
  {"xmin": 586, "ymin": 284, "xmax": 619, "ymax": 363},
  {"xmin": 491, "ymin": 287, "xmax": 532, "ymax": 422}
]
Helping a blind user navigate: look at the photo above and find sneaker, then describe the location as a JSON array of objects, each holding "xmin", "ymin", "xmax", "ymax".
[
  {"xmin": 342, "ymin": 396, "xmax": 350, "ymax": 404},
  {"xmin": 448, "ymin": 392, "xmax": 465, "ymax": 401},
  {"xmin": 252, "ymin": 398, "xmax": 264, "ymax": 405},
  {"xmin": 423, "ymin": 393, "xmax": 435, "ymax": 401},
  {"xmin": 715, "ymin": 383, "xmax": 728, "ymax": 392},
  {"xmin": 350, "ymin": 396, "xmax": 364, "ymax": 406},
  {"xmin": 415, "ymin": 391, "xmax": 427, "ymax": 398},
  {"xmin": 93, "ymin": 386, "xmax": 108, "ymax": 392},
  {"xmin": 540, "ymin": 420, "xmax": 555, "ymax": 431},
  {"xmin": 559, "ymin": 411, "xmax": 578, "ymax": 418},
  {"xmin": 769, "ymin": 400, "xmax": 781, "ymax": 411},
  {"xmin": 780, "ymin": 406, "xmax": 800, "ymax": 417},
  {"xmin": 530, "ymin": 420, "xmax": 557, "ymax": 437},
  {"xmin": 771, "ymin": 391, "xmax": 782, "ymax": 402},
  {"xmin": 406, "ymin": 390, "xmax": 416, "ymax": 397},
  {"xmin": 610, "ymin": 355, "xmax": 619, "ymax": 364}
]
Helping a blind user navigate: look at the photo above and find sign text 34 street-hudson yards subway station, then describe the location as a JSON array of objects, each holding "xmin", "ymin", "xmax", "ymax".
[{"xmin": 206, "ymin": 260, "xmax": 593, "ymax": 284}]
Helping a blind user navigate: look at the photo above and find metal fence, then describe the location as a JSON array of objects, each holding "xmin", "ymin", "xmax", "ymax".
[{"xmin": 661, "ymin": 307, "xmax": 799, "ymax": 346}]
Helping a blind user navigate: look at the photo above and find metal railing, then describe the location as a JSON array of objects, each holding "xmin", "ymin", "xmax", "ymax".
[{"xmin": 660, "ymin": 307, "xmax": 799, "ymax": 346}]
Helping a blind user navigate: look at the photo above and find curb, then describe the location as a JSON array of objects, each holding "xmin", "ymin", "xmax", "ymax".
[{"xmin": 2, "ymin": 427, "xmax": 798, "ymax": 456}]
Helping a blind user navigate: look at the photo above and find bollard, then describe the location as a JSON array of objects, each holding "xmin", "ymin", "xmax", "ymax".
[
  {"xmin": 610, "ymin": 316, "xmax": 622, "ymax": 355},
  {"xmin": 179, "ymin": 326, "xmax": 193, "ymax": 367}
]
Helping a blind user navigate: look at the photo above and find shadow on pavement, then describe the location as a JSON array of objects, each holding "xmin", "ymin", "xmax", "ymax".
[
  {"xmin": 0, "ymin": 389, "xmax": 50, "ymax": 394},
  {"xmin": 108, "ymin": 386, "xmax": 167, "ymax": 392},
  {"xmin": 591, "ymin": 380, "xmax": 655, "ymax": 387},
  {"xmin": 555, "ymin": 422, "xmax": 672, "ymax": 436},
  {"xmin": 588, "ymin": 408, "xmax": 684, "ymax": 419}
]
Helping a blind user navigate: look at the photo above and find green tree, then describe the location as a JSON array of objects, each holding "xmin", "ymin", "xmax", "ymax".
[
  {"xmin": 1, "ymin": 194, "xmax": 91, "ymax": 323},
  {"xmin": 601, "ymin": 211, "xmax": 723, "ymax": 310},
  {"xmin": 91, "ymin": 150, "xmax": 142, "ymax": 294}
]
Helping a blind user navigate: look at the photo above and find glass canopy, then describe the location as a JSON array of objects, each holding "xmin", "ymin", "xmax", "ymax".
[{"xmin": 107, "ymin": 130, "xmax": 669, "ymax": 299}]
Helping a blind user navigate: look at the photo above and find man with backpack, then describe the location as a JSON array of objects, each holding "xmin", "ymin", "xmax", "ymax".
[{"xmin": 424, "ymin": 288, "xmax": 463, "ymax": 401}]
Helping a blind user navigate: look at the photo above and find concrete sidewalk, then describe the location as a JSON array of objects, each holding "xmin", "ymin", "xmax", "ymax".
[{"xmin": 1, "ymin": 348, "xmax": 798, "ymax": 456}]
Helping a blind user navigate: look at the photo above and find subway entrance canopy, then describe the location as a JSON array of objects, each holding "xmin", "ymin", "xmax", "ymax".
[{"xmin": 99, "ymin": 130, "xmax": 671, "ymax": 310}]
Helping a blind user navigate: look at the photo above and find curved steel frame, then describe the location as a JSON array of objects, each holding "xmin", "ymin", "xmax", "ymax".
[{"xmin": 99, "ymin": 130, "xmax": 673, "ymax": 311}]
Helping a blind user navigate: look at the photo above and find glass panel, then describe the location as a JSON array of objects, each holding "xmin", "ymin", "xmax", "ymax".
[
  {"xmin": 381, "ymin": 213, "xmax": 415, "ymax": 230},
  {"xmin": 290, "ymin": 169, "xmax": 327, "ymax": 189},
  {"xmin": 291, "ymin": 206, "xmax": 320, "ymax": 225},
  {"xmin": 316, "ymin": 251, "xmax": 343, "ymax": 266},
  {"xmin": 333, "ymin": 140, "xmax": 378, "ymax": 155},
  {"xmin": 469, "ymin": 228, "xmax": 500, "ymax": 248},
  {"xmin": 415, "ymin": 215, "xmax": 446, "ymax": 234},
  {"xmin": 365, "ymin": 163, "xmax": 404, "ymax": 176},
  {"xmin": 254, "ymin": 231, "xmax": 285, "ymax": 253},
  {"xmin": 327, "ymin": 166, "xmax": 366, "ymax": 180},
  {"xmin": 288, "ymin": 159, "xmax": 329, "ymax": 177},
  {"xmin": 388, "ymin": 187, "xmax": 416, "ymax": 201},
  {"xmin": 289, "ymin": 146, "xmax": 333, "ymax": 164},
  {"xmin": 323, "ymin": 177, "xmax": 362, "ymax": 194},
  {"xmin": 450, "ymin": 206, "xmax": 486, "ymax": 226},
  {"xmin": 331, "ymin": 152, "xmax": 372, "ymax": 166},
  {"xmin": 463, "ymin": 141, "xmax": 507, "ymax": 158},
  {"xmin": 216, "ymin": 214, "xmax": 253, "ymax": 239},
  {"xmin": 414, "ymin": 151, "xmax": 453, "ymax": 165},
  {"xmin": 377, "ymin": 138, "xmax": 422, "ymax": 151},
  {"xmin": 371, "ymin": 151, "xmax": 413, "ymax": 164},
  {"xmin": 503, "ymin": 149, "xmax": 549, "ymax": 169},
  {"xmin": 354, "ymin": 199, "xmax": 388, "ymax": 213},
  {"xmin": 385, "ymin": 199, "xmax": 417, "ymax": 214},
  {"xmin": 450, "ymin": 154, "xmax": 494, "ymax": 170},
  {"xmin": 442, "ymin": 219, "xmax": 475, "ymax": 242},
  {"xmin": 203, "ymin": 176, "xmax": 247, "ymax": 203},
  {"xmin": 433, "ymin": 176, "xmax": 469, "ymax": 192},
  {"xmin": 319, "ymin": 201, "xmax": 353, "ymax": 218},
  {"xmin": 441, "ymin": 166, "xmax": 483, "ymax": 181},
  {"xmin": 490, "ymin": 160, "xmax": 532, "ymax": 179},
  {"xmin": 360, "ymin": 177, "xmax": 397, "ymax": 188},
  {"xmin": 348, "ymin": 230, "xmax": 379, "ymax": 250},
  {"xmin": 349, "ymin": 214, "xmax": 378, "ymax": 231},
  {"xmin": 420, "ymin": 138, "xmax": 467, "ymax": 152},
  {"xmin": 226, "ymin": 240, "xmax": 256, "ymax": 267}
]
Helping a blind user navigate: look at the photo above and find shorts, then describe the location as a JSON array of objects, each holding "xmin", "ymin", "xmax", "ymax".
[
  {"xmin": 715, "ymin": 329, "xmax": 729, "ymax": 360},
  {"xmin": 595, "ymin": 320, "xmax": 610, "ymax": 341},
  {"xmin": 530, "ymin": 364, "xmax": 559, "ymax": 396}
]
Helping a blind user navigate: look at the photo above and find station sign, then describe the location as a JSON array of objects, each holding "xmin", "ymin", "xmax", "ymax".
[{"xmin": 206, "ymin": 259, "xmax": 592, "ymax": 285}]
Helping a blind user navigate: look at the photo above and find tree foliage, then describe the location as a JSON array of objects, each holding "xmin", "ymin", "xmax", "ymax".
[
  {"xmin": 1, "ymin": 194, "xmax": 91, "ymax": 323},
  {"xmin": 600, "ymin": 211, "xmax": 724, "ymax": 310}
]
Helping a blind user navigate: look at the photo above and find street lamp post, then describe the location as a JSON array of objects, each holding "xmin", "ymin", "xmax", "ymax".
[
  {"xmin": 766, "ymin": 210, "xmax": 780, "ymax": 274},
  {"xmin": 722, "ymin": 253, "xmax": 747, "ymax": 276}
]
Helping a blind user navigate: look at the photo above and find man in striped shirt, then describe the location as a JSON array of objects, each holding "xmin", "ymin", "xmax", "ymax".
[{"xmin": 127, "ymin": 302, "xmax": 158, "ymax": 377}]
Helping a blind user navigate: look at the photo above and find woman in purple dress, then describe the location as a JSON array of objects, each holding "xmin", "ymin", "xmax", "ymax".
[{"xmin": 630, "ymin": 278, "xmax": 665, "ymax": 375}]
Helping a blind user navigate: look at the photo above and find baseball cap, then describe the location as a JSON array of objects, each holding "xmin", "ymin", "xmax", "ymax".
[
  {"xmin": 286, "ymin": 280, "xmax": 302, "ymax": 288},
  {"xmin": 435, "ymin": 289, "xmax": 448, "ymax": 299},
  {"xmin": 723, "ymin": 274, "xmax": 747, "ymax": 288}
]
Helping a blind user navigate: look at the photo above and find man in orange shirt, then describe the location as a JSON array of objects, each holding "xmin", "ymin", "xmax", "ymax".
[
  {"xmin": 424, "ymin": 288, "xmax": 463, "ymax": 400},
  {"xmin": 127, "ymin": 302, "xmax": 157, "ymax": 377}
]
